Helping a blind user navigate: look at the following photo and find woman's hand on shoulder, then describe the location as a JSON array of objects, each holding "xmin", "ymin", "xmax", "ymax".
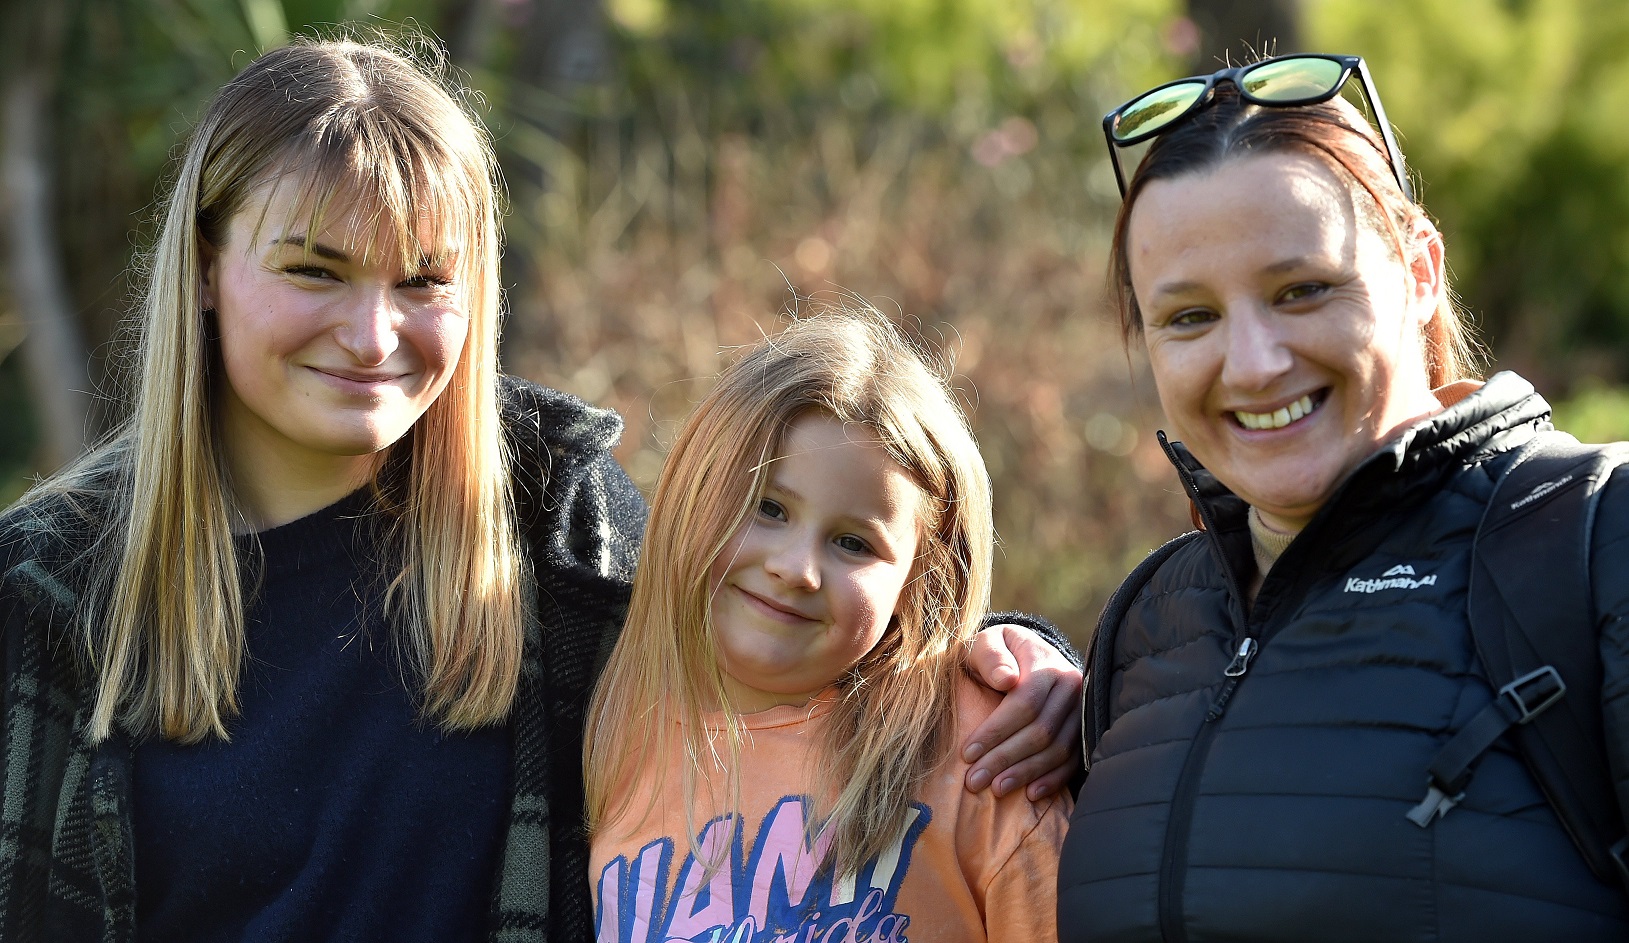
[{"xmin": 963, "ymin": 623, "xmax": 1083, "ymax": 801}]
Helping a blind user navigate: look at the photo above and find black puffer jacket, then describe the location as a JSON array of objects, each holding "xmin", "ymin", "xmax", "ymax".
[{"xmin": 1058, "ymin": 373, "xmax": 1629, "ymax": 942}]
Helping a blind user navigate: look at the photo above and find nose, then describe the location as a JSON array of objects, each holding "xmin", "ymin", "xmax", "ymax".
[
  {"xmin": 335, "ymin": 286, "xmax": 401, "ymax": 366},
  {"xmin": 1219, "ymin": 303, "xmax": 1294, "ymax": 393},
  {"xmin": 763, "ymin": 531, "xmax": 820, "ymax": 592}
]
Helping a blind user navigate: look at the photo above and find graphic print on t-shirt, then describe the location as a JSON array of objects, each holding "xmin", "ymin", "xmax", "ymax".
[{"xmin": 595, "ymin": 794, "xmax": 930, "ymax": 943}]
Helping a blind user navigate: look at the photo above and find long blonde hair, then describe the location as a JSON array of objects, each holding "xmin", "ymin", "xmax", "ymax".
[
  {"xmin": 13, "ymin": 37, "xmax": 522, "ymax": 743},
  {"xmin": 585, "ymin": 308, "xmax": 994, "ymax": 876}
]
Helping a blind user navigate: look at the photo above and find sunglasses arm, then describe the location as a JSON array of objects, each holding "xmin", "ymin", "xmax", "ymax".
[
  {"xmin": 1102, "ymin": 116, "xmax": 1130, "ymax": 198},
  {"xmin": 1353, "ymin": 60, "xmax": 1414, "ymax": 203}
]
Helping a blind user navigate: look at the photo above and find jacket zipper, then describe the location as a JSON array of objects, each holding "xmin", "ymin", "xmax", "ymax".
[
  {"xmin": 1208, "ymin": 637, "xmax": 1258, "ymax": 720},
  {"xmin": 1156, "ymin": 434, "xmax": 1263, "ymax": 943},
  {"xmin": 1156, "ymin": 634, "xmax": 1260, "ymax": 943}
]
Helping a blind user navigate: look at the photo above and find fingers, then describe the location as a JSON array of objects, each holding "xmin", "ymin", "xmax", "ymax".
[
  {"xmin": 1024, "ymin": 760, "xmax": 1079, "ymax": 803},
  {"xmin": 961, "ymin": 623, "xmax": 1085, "ymax": 796},
  {"xmin": 964, "ymin": 663, "xmax": 1082, "ymax": 797},
  {"xmin": 992, "ymin": 739, "xmax": 1076, "ymax": 800},
  {"xmin": 967, "ymin": 624, "xmax": 1022, "ymax": 692},
  {"xmin": 962, "ymin": 666, "xmax": 1046, "ymax": 764}
]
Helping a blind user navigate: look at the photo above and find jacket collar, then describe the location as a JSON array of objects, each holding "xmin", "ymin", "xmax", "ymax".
[
  {"xmin": 1159, "ymin": 372, "xmax": 1552, "ymax": 625},
  {"xmin": 1162, "ymin": 371, "xmax": 1552, "ymax": 534}
]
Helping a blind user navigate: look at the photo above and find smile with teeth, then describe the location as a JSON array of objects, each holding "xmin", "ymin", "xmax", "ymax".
[{"xmin": 1234, "ymin": 392, "xmax": 1322, "ymax": 431}]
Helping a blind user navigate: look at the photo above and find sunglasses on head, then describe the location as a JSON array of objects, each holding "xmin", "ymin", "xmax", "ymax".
[{"xmin": 1102, "ymin": 53, "xmax": 1412, "ymax": 203}]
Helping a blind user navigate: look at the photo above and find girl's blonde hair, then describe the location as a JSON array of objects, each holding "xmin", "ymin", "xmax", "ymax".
[
  {"xmin": 585, "ymin": 308, "xmax": 994, "ymax": 876},
  {"xmin": 16, "ymin": 36, "xmax": 521, "ymax": 742}
]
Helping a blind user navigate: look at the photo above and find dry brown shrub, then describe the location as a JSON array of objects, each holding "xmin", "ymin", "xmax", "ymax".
[{"xmin": 500, "ymin": 110, "xmax": 1191, "ymax": 648}]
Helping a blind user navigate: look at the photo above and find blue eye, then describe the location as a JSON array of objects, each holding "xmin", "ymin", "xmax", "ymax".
[
  {"xmin": 835, "ymin": 534, "xmax": 872, "ymax": 555},
  {"xmin": 757, "ymin": 498, "xmax": 786, "ymax": 521}
]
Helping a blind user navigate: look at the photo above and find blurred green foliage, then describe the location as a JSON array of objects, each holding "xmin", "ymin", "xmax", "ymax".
[
  {"xmin": 1310, "ymin": 0, "xmax": 1629, "ymax": 388},
  {"xmin": 605, "ymin": 0, "xmax": 1176, "ymax": 114},
  {"xmin": 11, "ymin": 0, "xmax": 1629, "ymax": 637},
  {"xmin": 482, "ymin": 0, "xmax": 1196, "ymax": 638},
  {"xmin": 1552, "ymin": 381, "xmax": 1629, "ymax": 444}
]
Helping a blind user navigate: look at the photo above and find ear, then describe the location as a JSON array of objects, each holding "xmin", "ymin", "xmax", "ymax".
[
  {"xmin": 1404, "ymin": 216, "xmax": 1446, "ymax": 330},
  {"xmin": 198, "ymin": 238, "xmax": 220, "ymax": 310}
]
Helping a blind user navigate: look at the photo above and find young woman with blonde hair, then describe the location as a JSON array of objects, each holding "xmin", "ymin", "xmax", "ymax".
[
  {"xmin": 586, "ymin": 311, "xmax": 1069, "ymax": 942},
  {"xmin": 0, "ymin": 35, "xmax": 1079, "ymax": 943}
]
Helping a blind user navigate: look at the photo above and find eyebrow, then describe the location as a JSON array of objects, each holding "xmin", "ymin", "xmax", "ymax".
[
  {"xmin": 270, "ymin": 236, "xmax": 447, "ymax": 270},
  {"xmin": 1148, "ymin": 279, "xmax": 1202, "ymax": 299},
  {"xmin": 270, "ymin": 236, "xmax": 350, "ymax": 262},
  {"xmin": 1263, "ymin": 256, "xmax": 1319, "ymax": 275},
  {"xmin": 1149, "ymin": 257, "xmax": 1325, "ymax": 298},
  {"xmin": 764, "ymin": 476, "xmax": 804, "ymax": 503}
]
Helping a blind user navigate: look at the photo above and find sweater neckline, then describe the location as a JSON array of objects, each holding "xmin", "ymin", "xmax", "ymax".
[
  {"xmin": 236, "ymin": 486, "xmax": 380, "ymax": 575},
  {"xmin": 697, "ymin": 688, "xmax": 841, "ymax": 731}
]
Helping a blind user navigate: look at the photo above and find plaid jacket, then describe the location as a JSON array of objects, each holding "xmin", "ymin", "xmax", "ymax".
[{"xmin": 0, "ymin": 378, "xmax": 646, "ymax": 943}]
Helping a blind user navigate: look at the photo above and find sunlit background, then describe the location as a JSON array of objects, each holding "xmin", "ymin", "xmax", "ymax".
[{"xmin": 4, "ymin": 0, "xmax": 1628, "ymax": 645}]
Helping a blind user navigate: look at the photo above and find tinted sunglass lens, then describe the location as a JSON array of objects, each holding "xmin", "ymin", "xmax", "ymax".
[
  {"xmin": 1241, "ymin": 57, "xmax": 1344, "ymax": 103},
  {"xmin": 1113, "ymin": 81, "xmax": 1207, "ymax": 142}
]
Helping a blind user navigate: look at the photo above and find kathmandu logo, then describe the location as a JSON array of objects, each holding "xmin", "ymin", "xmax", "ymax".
[
  {"xmin": 1511, "ymin": 474, "xmax": 1573, "ymax": 510},
  {"xmin": 1344, "ymin": 563, "xmax": 1438, "ymax": 594}
]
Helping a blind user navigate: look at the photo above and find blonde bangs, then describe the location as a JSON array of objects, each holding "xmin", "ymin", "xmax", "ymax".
[{"xmin": 248, "ymin": 113, "xmax": 496, "ymax": 303}]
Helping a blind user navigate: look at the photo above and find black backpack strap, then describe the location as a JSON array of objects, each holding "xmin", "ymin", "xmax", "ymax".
[
  {"xmin": 1084, "ymin": 531, "xmax": 1203, "ymax": 768},
  {"xmin": 1407, "ymin": 432, "xmax": 1629, "ymax": 891}
]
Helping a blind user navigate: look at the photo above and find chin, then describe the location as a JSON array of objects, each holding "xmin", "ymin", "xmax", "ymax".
[
  {"xmin": 1232, "ymin": 467, "xmax": 1340, "ymax": 519},
  {"xmin": 305, "ymin": 424, "xmax": 412, "ymax": 458}
]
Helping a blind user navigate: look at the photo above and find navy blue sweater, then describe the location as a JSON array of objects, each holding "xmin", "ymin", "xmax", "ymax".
[{"xmin": 133, "ymin": 488, "xmax": 511, "ymax": 942}]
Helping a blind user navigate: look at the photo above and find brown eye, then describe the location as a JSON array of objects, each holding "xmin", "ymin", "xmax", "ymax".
[
  {"xmin": 1168, "ymin": 308, "xmax": 1217, "ymax": 327},
  {"xmin": 1278, "ymin": 282, "xmax": 1329, "ymax": 304}
]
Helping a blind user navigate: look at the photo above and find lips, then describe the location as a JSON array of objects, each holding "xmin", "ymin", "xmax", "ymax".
[
  {"xmin": 1233, "ymin": 390, "xmax": 1326, "ymax": 431},
  {"xmin": 311, "ymin": 366, "xmax": 406, "ymax": 383},
  {"xmin": 734, "ymin": 585, "xmax": 817, "ymax": 623},
  {"xmin": 306, "ymin": 366, "xmax": 416, "ymax": 397}
]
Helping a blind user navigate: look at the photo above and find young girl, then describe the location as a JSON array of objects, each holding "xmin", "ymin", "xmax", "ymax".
[{"xmin": 585, "ymin": 311, "xmax": 1069, "ymax": 942}]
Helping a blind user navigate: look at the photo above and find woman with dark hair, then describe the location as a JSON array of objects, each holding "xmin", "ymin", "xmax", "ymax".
[
  {"xmin": 0, "ymin": 36, "xmax": 1080, "ymax": 943},
  {"xmin": 1058, "ymin": 55, "xmax": 1629, "ymax": 940}
]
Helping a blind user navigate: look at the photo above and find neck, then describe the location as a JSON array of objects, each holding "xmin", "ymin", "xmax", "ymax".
[
  {"xmin": 1246, "ymin": 378, "xmax": 1471, "ymax": 597},
  {"xmin": 223, "ymin": 426, "xmax": 382, "ymax": 534}
]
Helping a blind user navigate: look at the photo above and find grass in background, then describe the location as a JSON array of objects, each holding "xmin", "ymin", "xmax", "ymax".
[{"xmin": 1552, "ymin": 381, "xmax": 1629, "ymax": 444}]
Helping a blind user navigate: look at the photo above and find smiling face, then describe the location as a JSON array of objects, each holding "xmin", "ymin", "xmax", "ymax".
[
  {"xmin": 201, "ymin": 180, "xmax": 469, "ymax": 519},
  {"xmin": 707, "ymin": 412, "xmax": 924, "ymax": 713},
  {"xmin": 1127, "ymin": 151, "xmax": 1445, "ymax": 532}
]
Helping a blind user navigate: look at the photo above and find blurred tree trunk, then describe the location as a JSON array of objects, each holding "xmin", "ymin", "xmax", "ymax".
[
  {"xmin": 1, "ymin": 1, "xmax": 89, "ymax": 468},
  {"xmin": 512, "ymin": 0, "xmax": 612, "ymax": 112},
  {"xmin": 1186, "ymin": 0, "xmax": 1303, "ymax": 67},
  {"xmin": 493, "ymin": 0, "xmax": 615, "ymax": 347}
]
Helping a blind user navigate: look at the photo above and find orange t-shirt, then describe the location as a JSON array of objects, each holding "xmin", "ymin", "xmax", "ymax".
[{"xmin": 589, "ymin": 676, "xmax": 1069, "ymax": 942}]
